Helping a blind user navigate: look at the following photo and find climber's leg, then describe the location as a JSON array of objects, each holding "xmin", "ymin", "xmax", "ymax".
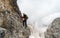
[
  {"xmin": 23, "ymin": 21, "xmax": 25, "ymax": 26},
  {"xmin": 25, "ymin": 20, "xmax": 27, "ymax": 28},
  {"xmin": 23, "ymin": 20, "xmax": 27, "ymax": 28}
]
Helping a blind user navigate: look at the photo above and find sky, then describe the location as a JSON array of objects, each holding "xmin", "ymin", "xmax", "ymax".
[
  {"xmin": 17, "ymin": 0, "xmax": 60, "ymax": 25},
  {"xmin": 17, "ymin": 0, "xmax": 60, "ymax": 38}
]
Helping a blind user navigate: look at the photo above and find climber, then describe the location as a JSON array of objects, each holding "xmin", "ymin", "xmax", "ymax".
[{"xmin": 22, "ymin": 13, "xmax": 28, "ymax": 28}]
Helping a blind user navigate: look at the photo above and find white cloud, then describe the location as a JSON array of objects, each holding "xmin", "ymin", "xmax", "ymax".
[
  {"xmin": 39, "ymin": 13, "xmax": 60, "ymax": 25},
  {"xmin": 17, "ymin": 0, "xmax": 60, "ymax": 25},
  {"xmin": 17, "ymin": 0, "xmax": 60, "ymax": 38},
  {"xmin": 17, "ymin": 0, "xmax": 60, "ymax": 30}
]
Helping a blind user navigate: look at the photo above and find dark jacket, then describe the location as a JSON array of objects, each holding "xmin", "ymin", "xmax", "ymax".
[{"xmin": 22, "ymin": 14, "xmax": 28, "ymax": 21}]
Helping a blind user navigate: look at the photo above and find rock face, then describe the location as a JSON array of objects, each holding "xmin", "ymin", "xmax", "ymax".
[
  {"xmin": 45, "ymin": 18, "xmax": 60, "ymax": 38},
  {"xmin": 0, "ymin": 0, "xmax": 30, "ymax": 38}
]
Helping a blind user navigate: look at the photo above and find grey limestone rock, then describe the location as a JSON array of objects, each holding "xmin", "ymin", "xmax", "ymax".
[
  {"xmin": 45, "ymin": 18, "xmax": 60, "ymax": 38},
  {"xmin": 0, "ymin": 0, "xmax": 30, "ymax": 38}
]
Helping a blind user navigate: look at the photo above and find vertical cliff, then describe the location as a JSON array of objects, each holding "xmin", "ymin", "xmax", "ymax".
[
  {"xmin": 45, "ymin": 18, "xmax": 60, "ymax": 38},
  {"xmin": 0, "ymin": 0, "xmax": 30, "ymax": 38}
]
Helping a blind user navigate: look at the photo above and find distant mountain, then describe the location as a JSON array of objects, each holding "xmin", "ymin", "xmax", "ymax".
[{"xmin": 45, "ymin": 18, "xmax": 60, "ymax": 38}]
